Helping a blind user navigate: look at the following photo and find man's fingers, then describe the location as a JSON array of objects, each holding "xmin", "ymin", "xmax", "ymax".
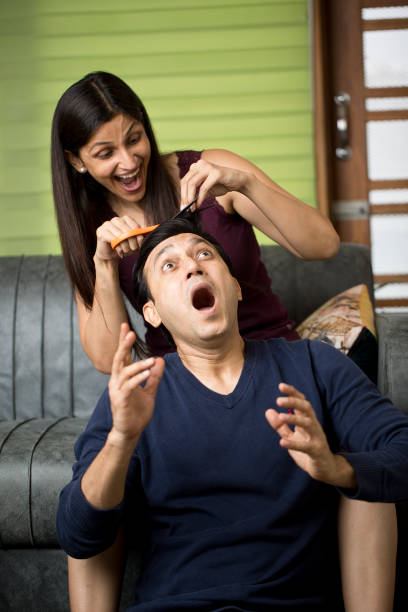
[
  {"xmin": 265, "ymin": 408, "xmax": 293, "ymax": 438},
  {"xmin": 278, "ymin": 382, "xmax": 306, "ymax": 400},
  {"xmin": 276, "ymin": 412, "xmax": 312, "ymax": 430},
  {"xmin": 115, "ymin": 357, "xmax": 155, "ymax": 386},
  {"xmin": 114, "ymin": 357, "xmax": 164, "ymax": 396},
  {"xmin": 115, "ymin": 367, "xmax": 152, "ymax": 393},
  {"xmin": 119, "ymin": 322, "xmax": 130, "ymax": 343},
  {"xmin": 144, "ymin": 357, "xmax": 165, "ymax": 394},
  {"xmin": 111, "ymin": 323, "xmax": 135, "ymax": 376},
  {"xmin": 279, "ymin": 437, "xmax": 314, "ymax": 453},
  {"xmin": 276, "ymin": 395, "xmax": 312, "ymax": 415}
]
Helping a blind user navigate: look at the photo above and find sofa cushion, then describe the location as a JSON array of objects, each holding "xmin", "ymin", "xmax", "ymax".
[
  {"xmin": 296, "ymin": 284, "xmax": 377, "ymax": 382},
  {"xmin": 0, "ymin": 418, "xmax": 87, "ymax": 547}
]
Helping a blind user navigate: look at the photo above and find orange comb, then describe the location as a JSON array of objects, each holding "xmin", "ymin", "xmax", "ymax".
[
  {"xmin": 110, "ymin": 225, "xmax": 159, "ymax": 249},
  {"xmin": 110, "ymin": 197, "xmax": 198, "ymax": 250}
]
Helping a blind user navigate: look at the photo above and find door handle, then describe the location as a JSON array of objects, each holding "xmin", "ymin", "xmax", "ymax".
[{"xmin": 334, "ymin": 92, "xmax": 352, "ymax": 160}]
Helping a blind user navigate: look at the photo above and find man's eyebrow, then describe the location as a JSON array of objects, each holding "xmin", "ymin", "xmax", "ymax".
[
  {"xmin": 189, "ymin": 236, "xmax": 210, "ymax": 248},
  {"xmin": 151, "ymin": 236, "xmax": 211, "ymax": 268},
  {"xmin": 152, "ymin": 244, "xmax": 176, "ymax": 267}
]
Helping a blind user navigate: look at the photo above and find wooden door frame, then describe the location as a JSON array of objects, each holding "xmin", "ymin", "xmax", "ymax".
[
  {"xmin": 311, "ymin": 0, "xmax": 408, "ymax": 306},
  {"xmin": 311, "ymin": 0, "xmax": 370, "ymax": 246}
]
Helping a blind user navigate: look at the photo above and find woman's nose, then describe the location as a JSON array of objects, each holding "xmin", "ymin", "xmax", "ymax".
[{"xmin": 117, "ymin": 148, "xmax": 136, "ymax": 169}]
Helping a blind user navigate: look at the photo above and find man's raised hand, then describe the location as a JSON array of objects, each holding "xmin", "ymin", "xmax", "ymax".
[
  {"xmin": 265, "ymin": 383, "xmax": 357, "ymax": 489},
  {"xmin": 108, "ymin": 323, "xmax": 165, "ymax": 448}
]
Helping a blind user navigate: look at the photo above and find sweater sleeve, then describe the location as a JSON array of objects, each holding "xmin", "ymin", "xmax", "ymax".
[
  {"xmin": 308, "ymin": 340, "xmax": 408, "ymax": 502},
  {"xmin": 56, "ymin": 388, "xmax": 138, "ymax": 559}
]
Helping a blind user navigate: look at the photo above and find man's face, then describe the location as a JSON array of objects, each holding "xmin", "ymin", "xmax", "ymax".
[{"xmin": 142, "ymin": 233, "xmax": 242, "ymax": 350}]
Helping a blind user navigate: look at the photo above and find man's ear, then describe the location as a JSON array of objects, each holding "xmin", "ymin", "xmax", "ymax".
[
  {"xmin": 64, "ymin": 150, "xmax": 86, "ymax": 173},
  {"xmin": 143, "ymin": 300, "xmax": 162, "ymax": 328},
  {"xmin": 235, "ymin": 278, "xmax": 243, "ymax": 302}
]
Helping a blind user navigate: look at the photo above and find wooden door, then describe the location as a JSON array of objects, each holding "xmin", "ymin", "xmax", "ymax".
[{"xmin": 313, "ymin": 0, "xmax": 408, "ymax": 308}]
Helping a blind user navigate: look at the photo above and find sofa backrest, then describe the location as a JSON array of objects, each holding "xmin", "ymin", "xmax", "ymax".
[
  {"xmin": 0, "ymin": 255, "xmax": 109, "ymax": 421},
  {"xmin": 0, "ymin": 244, "xmax": 374, "ymax": 421},
  {"xmin": 260, "ymin": 242, "xmax": 374, "ymax": 324}
]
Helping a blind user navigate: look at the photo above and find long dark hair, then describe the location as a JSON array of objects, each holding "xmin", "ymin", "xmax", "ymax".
[{"xmin": 51, "ymin": 71, "xmax": 179, "ymax": 308}]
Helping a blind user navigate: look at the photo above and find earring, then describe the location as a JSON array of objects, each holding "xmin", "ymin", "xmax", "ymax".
[{"xmin": 80, "ymin": 167, "xmax": 86, "ymax": 174}]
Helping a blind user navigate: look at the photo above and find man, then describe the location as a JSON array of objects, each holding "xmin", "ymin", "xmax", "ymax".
[{"xmin": 57, "ymin": 216, "xmax": 408, "ymax": 611}]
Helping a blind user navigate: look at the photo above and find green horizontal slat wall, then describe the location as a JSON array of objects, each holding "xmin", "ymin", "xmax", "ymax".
[{"xmin": 0, "ymin": 0, "xmax": 315, "ymax": 255}]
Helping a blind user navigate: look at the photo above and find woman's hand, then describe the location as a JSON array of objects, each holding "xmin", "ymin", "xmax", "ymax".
[
  {"xmin": 179, "ymin": 158, "xmax": 251, "ymax": 209},
  {"xmin": 108, "ymin": 323, "xmax": 165, "ymax": 447},
  {"xmin": 181, "ymin": 149, "xmax": 339, "ymax": 260},
  {"xmin": 265, "ymin": 383, "xmax": 357, "ymax": 489},
  {"xmin": 95, "ymin": 216, "xmax": 144, "ymax": 261}
]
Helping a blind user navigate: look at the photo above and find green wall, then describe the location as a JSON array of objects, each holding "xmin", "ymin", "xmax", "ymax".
[{"xmin": 0, "ymin": 0, "xmax": 315, "ymax": 255}]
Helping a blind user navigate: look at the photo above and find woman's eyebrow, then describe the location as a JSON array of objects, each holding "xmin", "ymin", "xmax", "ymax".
[
  {"xmin": 89, "ymin": 122, "xmax": 140, "ymax": 151},
  {"xmin": 89, "ymin": 140, "xmax": 112, "ymax": 151}
]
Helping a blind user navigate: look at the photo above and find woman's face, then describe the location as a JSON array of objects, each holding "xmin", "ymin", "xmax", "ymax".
[{"xmin": 69, "ymin": 114, "xmax": 151, "ymax": 208}]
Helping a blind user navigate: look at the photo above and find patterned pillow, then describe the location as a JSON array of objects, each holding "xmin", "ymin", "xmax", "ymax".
[{"xmin": 296, "ymin": 284, "xmax": 377, "ymax": 382}]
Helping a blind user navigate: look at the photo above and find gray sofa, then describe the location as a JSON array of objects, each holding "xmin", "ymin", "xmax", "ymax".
[{"xmin": 1, "ymin": 244, "xmax": 407, "ymax": 611}]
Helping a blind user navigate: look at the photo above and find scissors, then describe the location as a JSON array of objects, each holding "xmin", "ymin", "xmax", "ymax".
[{"xmin": 110, "ymin": 198, "xmax": 198, "ymax": 250}]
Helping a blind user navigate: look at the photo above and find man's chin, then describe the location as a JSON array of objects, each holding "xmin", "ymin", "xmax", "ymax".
[{"xmin": 172, "ymin": 325, "xmax": 224, "ymax": 346}]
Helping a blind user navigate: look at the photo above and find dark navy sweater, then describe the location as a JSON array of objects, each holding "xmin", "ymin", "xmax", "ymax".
[{"xmin": 57, "ymin": 338, "xmax": 408, "ymax": 611}]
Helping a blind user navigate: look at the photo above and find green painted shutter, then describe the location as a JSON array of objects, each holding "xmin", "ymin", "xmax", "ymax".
[{"xmin": 0, "ymin": 0, "xmax": 314, "ymax": 255}]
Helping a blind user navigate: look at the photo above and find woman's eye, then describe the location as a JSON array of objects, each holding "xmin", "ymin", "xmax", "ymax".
[
  {"xmin": 129, "ymin": 134, "xmax": 141, "ymax": 144},
  {"xmin": 97, "ymin": 150, "xmax": 112, "ymax": 159},
  {"xmin": 198, "ymin": 250, "xmax": 211, "ymax": 259},
  {"xmin": 162, "ymin": 262, "xmax": 174, "ymax": 271}
]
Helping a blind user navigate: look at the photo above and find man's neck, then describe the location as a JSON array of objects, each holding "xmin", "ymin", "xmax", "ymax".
[{"xmin": 176, "ymin": 333, "xmax": 246, "ymax": 395}]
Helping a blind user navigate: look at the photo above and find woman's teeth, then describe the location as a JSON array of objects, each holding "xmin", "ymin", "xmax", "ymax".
[
  {"xmin": 117, "ymin": 169, "xmax": 140, "ymax": 183},
  {"xmin": 116, "ymin": 168, "xmax": 142, "ymax": 189}
]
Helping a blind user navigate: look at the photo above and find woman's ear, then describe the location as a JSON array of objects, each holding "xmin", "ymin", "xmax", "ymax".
[
  {"xmin": 64, "ymin": 150, "xmax": 86, "ymax": 174},
  {"xmin": 142, "ymin": 300, "xmax": 162, "ymax": 328}
]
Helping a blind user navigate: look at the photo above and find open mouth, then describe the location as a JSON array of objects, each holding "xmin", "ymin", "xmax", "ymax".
[
  {"xmin": 191, "ymin": 286, "xmax": 215, "ymax": 311},
  {"xmin": 115, "ymin": 168, "xmax": 142, "ymax": 191}
]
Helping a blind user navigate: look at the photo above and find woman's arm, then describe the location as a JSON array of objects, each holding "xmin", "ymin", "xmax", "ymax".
[
  {"xmin": 76, "ymin": 260, "xmax": 128, "ymax": 374},
  {"xmin": 338, "ymin": 499, "xmax": 397, "ymax": 612},
  {"xmin": 181, "ymin": 149, "xmax": 339, "ymax": 261},
  {"xmin": 77, "ymin": 216, "xmax": 145, "ymax": 374},
  {"xmin": 68, "ymin": 528, "xmax": 126, "ymax": 612}
]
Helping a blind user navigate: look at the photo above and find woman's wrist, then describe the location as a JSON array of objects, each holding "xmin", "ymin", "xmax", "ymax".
[
  {"xmin": 94, "ymin": 252, "xmax": 119, "ymax": 269},
  {"xmin": 93, "ymin": 255, "xmax": 120, "ymax": 281},
  {"xmin": 238, "ymin": 170, "xmax": 257, "ymax": 199},
  {"xmin": 93, "ymin": 256, "xmax": 122, "ymax": 295}
]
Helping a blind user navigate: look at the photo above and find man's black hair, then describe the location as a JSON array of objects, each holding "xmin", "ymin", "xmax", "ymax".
[{"xmin": 131, "ymin": 209, "xmax": 234, "ymax": 357}]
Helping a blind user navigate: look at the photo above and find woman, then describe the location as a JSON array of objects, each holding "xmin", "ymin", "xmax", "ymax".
[
  {"xmin": 52, "ymin": 72, "xmax": 396, "ymax": 611},
  {"xmin": 52, "ymin": 71, "xmax": 338, "ymax": 371}
]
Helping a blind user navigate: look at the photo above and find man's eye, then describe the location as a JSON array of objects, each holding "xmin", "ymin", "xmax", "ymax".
[
  {"xmin": 162, "ymin": 262, "xmax": 174, "ymax": 271},
  {"xmin": 198, "ymin": 250, "xmax": 211, "ymax": 259}
]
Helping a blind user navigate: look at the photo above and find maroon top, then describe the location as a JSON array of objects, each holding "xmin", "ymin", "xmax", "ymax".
[{"xmin": 117, "ymin": 150, "xmax": 299, "ymax": 354}]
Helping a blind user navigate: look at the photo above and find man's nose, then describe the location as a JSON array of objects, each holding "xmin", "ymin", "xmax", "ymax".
[
  {"xmin": 186, "ymin": 260, "xmax": 203, "ymax": 279},
  {"xmin": 187, "ymin": 270, "xmax": 203, "ymax": 279}
]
